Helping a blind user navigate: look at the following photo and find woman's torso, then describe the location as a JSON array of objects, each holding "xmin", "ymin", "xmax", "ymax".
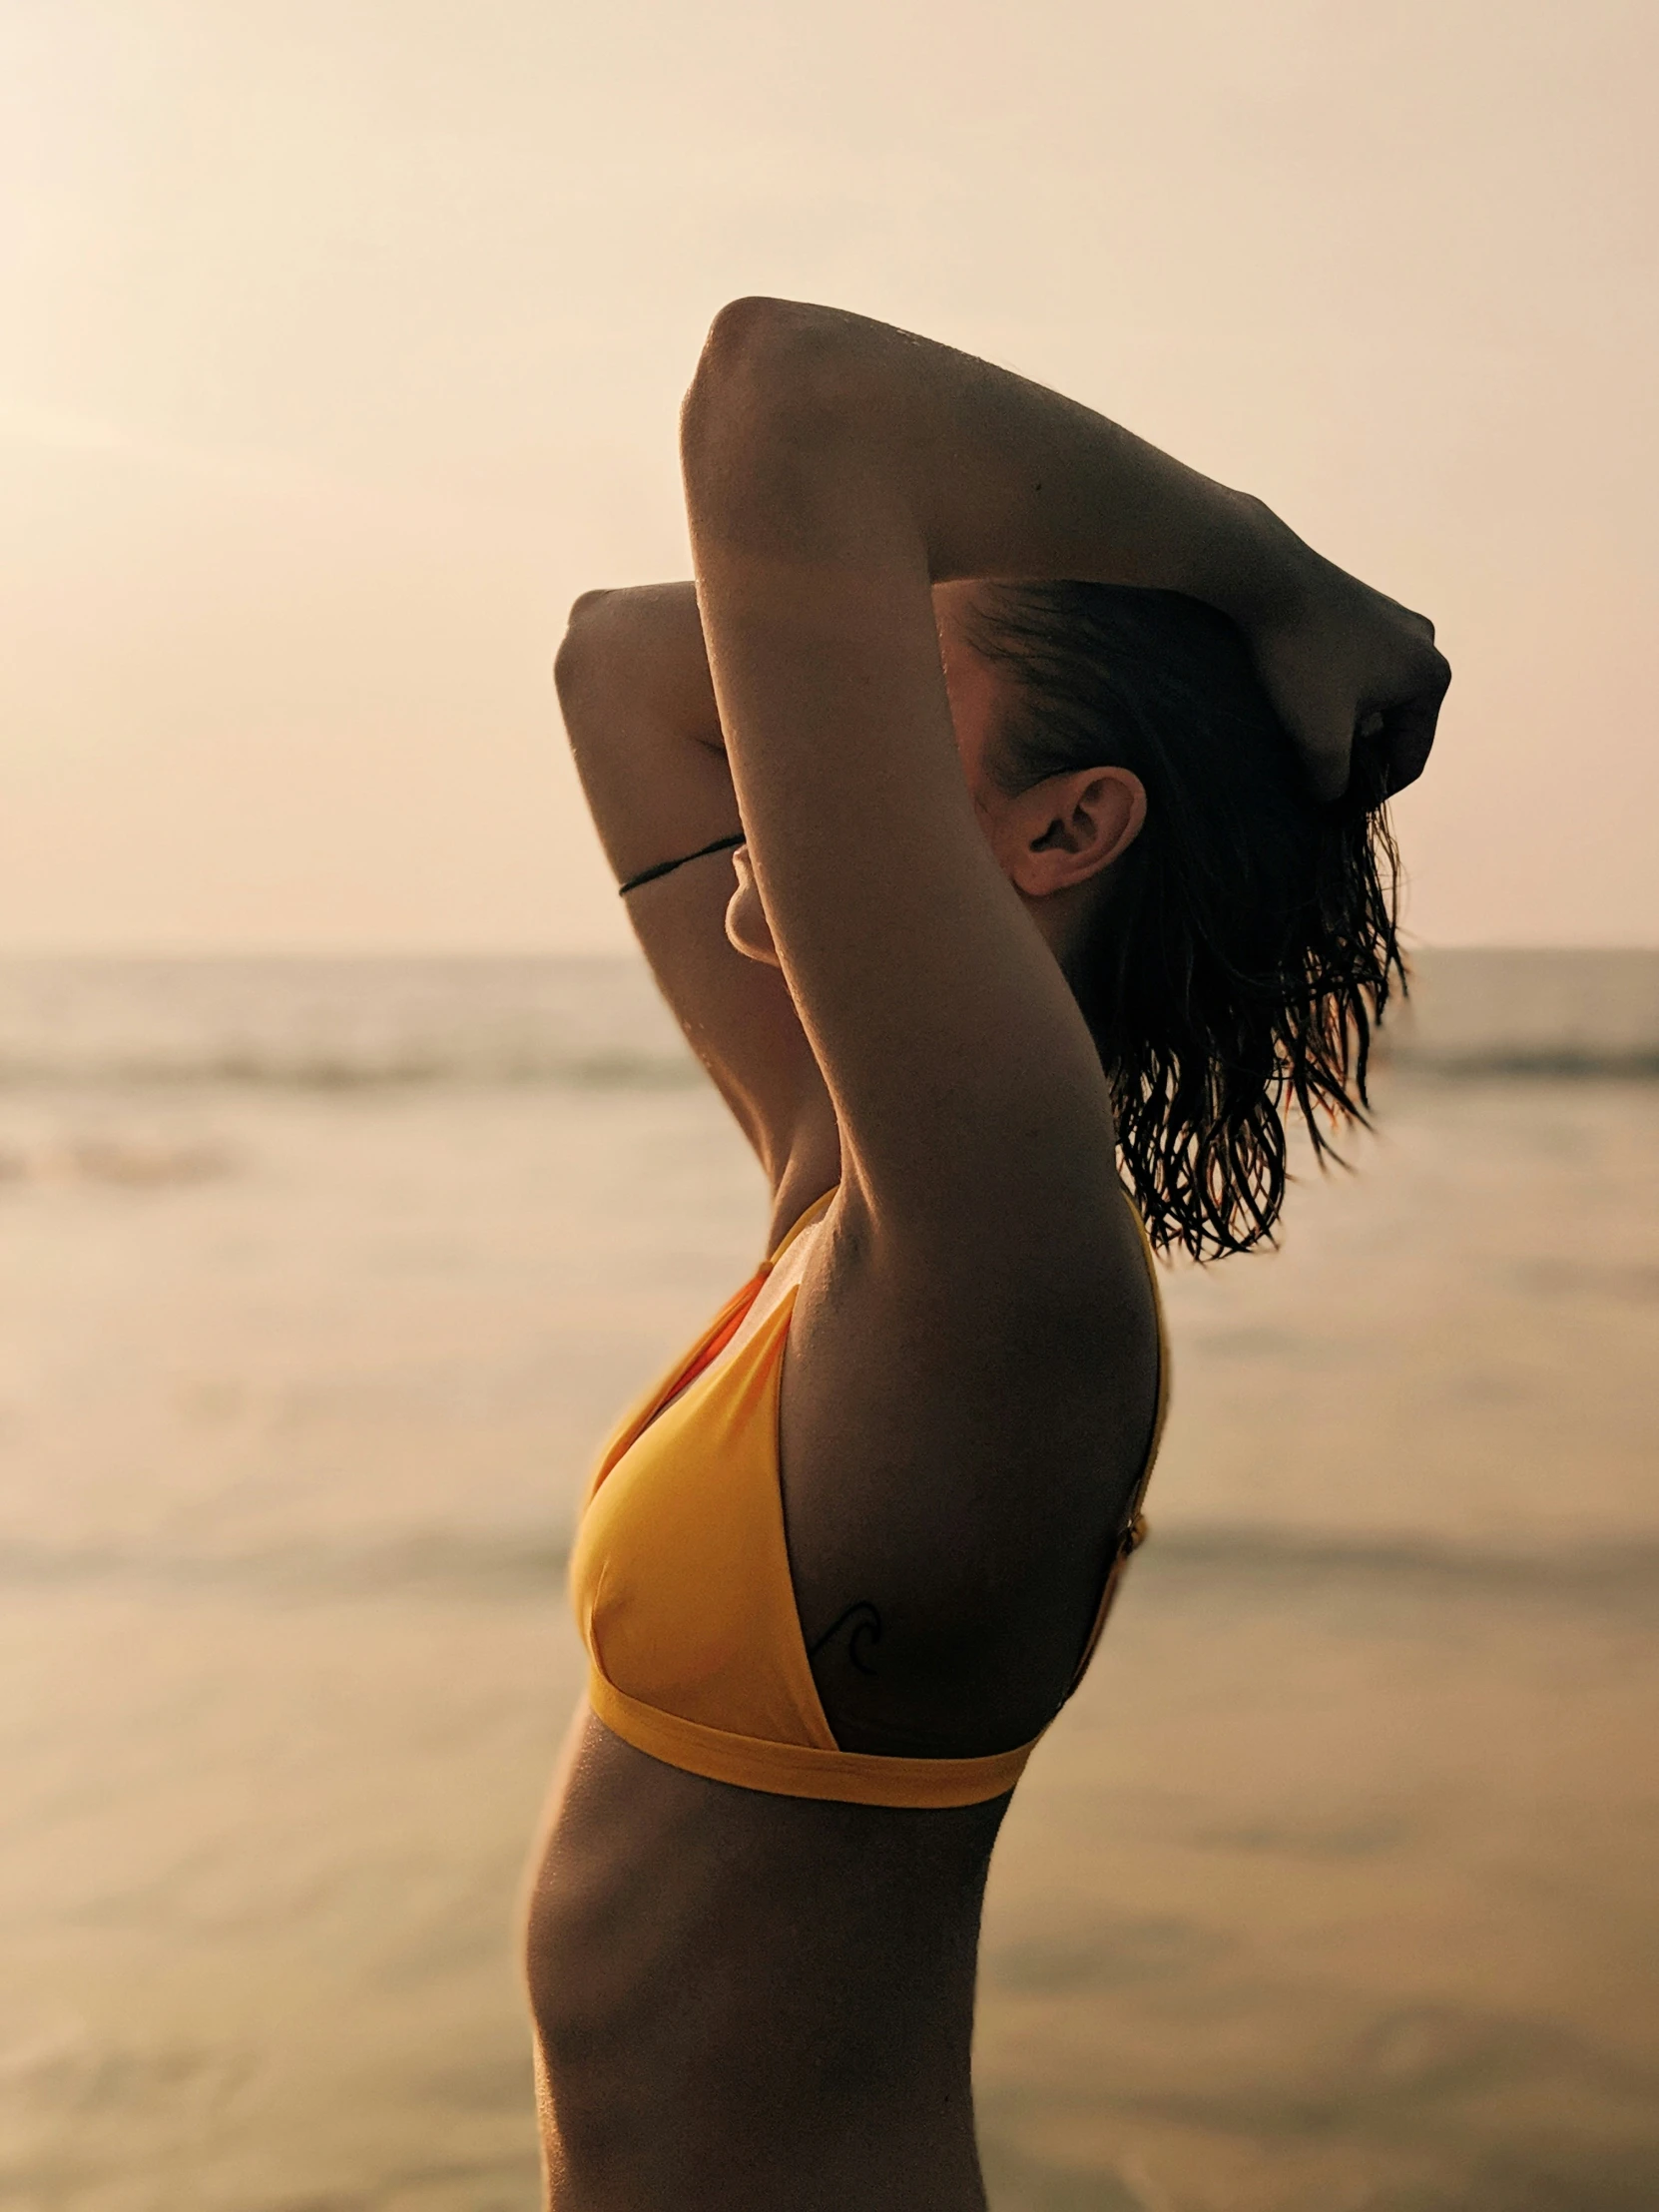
[{"xmin": 525, "ymin": 1194, "xmax": 1163, "ymax": 2210}]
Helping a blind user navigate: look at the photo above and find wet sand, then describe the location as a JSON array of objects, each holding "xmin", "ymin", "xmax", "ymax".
[{"xmin": 980, "ymin": 1544, "xmax": 1659, "ymax": 2210}]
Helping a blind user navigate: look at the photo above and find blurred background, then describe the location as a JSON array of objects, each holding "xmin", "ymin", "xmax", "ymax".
[{"xmin": 1, "ymin": 4, "xmax": 1655, "ymax": 2209}]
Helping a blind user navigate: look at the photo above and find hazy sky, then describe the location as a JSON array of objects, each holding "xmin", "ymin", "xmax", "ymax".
[{"xmin": 3, "ymin": 0, "xmax": 1654, "ymax": 952}]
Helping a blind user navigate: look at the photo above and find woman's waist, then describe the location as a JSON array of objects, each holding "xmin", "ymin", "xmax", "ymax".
[{"xmin": 525, "ymin": 1709, "xmax": 1000, "ymax": 2096}]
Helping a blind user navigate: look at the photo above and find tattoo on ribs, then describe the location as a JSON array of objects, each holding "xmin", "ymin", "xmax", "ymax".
[{"xmin": 808, "ymin": 1600, "xmax": 884, "ymax": 1676}]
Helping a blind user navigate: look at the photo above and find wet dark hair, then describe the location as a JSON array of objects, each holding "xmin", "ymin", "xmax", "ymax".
[{"xmin": 967, "ymin": 582, "xmax": 1404, "ymax": 1262}]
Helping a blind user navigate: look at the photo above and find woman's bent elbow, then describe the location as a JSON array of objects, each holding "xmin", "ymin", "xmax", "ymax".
[
  {"xmin": 682, "ymin": 296, "xmax": 859, "ymax": 483},
  {"xmin": 553, "ymin": 591, "xmax": 618, "ymax": 704}
]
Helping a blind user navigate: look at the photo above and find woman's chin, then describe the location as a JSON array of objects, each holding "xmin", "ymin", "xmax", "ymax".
[{"xmin": 725, "ymin": 880, "xmax": 782, "ymax": 968}]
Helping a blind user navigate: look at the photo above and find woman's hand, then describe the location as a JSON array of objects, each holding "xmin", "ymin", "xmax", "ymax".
[{"xmin": 1241, "ymin": 536, "xmax": 1451, "ymax": 805}]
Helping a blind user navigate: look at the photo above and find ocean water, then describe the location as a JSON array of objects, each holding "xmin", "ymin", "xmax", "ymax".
[{"xmin": 1, "ymin": 954, "xmax": 1656, "ymax": 2212}]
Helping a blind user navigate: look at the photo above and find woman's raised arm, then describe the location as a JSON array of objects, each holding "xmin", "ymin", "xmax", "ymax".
[
  {"xmin": 679, "ymin": 299, "xmax": 1446, "ymax": 1267},
  {"xmin": 685, "ymin": 298, "xmax": 1447, "ymax": 801}
]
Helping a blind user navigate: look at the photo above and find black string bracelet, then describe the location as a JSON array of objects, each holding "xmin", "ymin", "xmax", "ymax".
[{"xmin": 617, "ymin": 831, "xmax": 745, "ymax": 896}]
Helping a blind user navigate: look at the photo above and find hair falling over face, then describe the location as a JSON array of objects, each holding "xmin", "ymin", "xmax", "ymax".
[{"xmin": 969, "ymin": 582, "xmax": 1405, "ymax": 1262}]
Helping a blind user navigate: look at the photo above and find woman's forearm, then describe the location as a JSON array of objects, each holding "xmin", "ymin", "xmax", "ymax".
[{"xmin": 681, "ymin": 297, "xmax": 1311, "ymax": 629}]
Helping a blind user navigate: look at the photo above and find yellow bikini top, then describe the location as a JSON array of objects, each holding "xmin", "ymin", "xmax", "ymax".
[{"xmin": 569, "ymin": 1191, "xmax": 1169, "ymax": 1809}]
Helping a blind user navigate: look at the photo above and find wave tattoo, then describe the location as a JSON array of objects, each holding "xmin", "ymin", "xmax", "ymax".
[{"xmin": 808, "ymin": 1600, "xmax": 884, "ymax": 1676}]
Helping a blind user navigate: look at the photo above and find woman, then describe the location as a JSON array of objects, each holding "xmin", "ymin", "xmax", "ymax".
[{"xmin": 525, "ymin": 300, "xmax": 1448, "ymax": 2210}]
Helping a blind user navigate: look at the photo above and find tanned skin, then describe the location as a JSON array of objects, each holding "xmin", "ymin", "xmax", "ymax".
[{"xmin": 523, "ymin": 302, "xmax": 1449, "ymax": 2211}]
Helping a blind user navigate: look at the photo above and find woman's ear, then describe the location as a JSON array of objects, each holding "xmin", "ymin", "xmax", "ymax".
[{"xmin": 1005, "ymin": 767, "xmax": 1147, "ymax": 899}]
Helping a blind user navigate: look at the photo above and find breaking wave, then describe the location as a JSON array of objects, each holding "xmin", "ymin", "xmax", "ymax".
[
  {"xmin": 3, "ymin": 951, "xmax": 1657, "ymax": 1089},
  {"xmin": 0, "ymin": 956, "xmax": 701, "ymax": 1090}
]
